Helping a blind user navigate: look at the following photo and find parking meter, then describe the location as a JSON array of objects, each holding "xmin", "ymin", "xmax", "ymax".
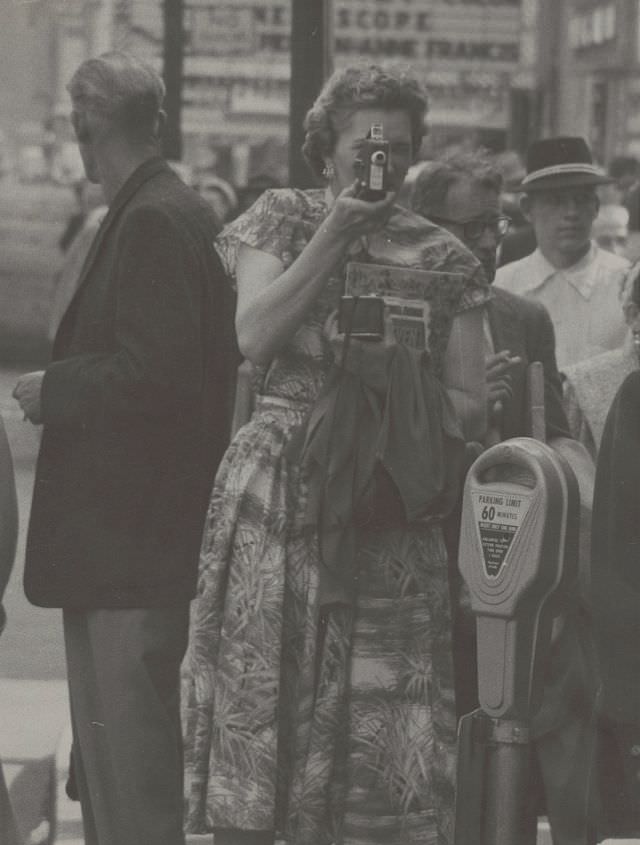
[
  {"xmin": 459, "ymin": 437, "xmax": 579, "ymax": 719},
  {"xmin": 454, "ymin": 437, "xmax": 579, "ymax": 845}
]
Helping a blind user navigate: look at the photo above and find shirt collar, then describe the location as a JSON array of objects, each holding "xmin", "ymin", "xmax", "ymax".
[{"xmin": 524, "ymin": 242, "xmax": 599, "ymax": 300}]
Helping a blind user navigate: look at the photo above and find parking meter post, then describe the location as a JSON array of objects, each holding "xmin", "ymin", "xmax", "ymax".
[
  {"xmin": 455, "ymin": 711, "xmax": 537, "ymax": 845},
  {"xmin": 483, "ymin": 719, "xmax": 535, "ymax": 845},
  {"xmin": 526, "ymin": 361, "xmax": 545, "ymax": 442},
  {"xmin": 455, "ymin": 438, "xmax": 579, "ymax": 845},
  {"xmin": 454, "ymin": 710, "xmax": 487, "ymax": 845}
]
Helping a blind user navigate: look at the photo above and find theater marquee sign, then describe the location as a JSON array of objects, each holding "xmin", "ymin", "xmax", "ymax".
[{"xmin": 183, "ymin": 0, "xmax": 534, "ymax": 132}]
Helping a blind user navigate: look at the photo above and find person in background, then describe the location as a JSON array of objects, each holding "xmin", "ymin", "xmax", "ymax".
[
  {"xmin": 182, "ymin": 63, "xmax": 491, "ymax": 845},
  {"xmin": 563, "ymin": 259, "xmax": 640, "ymax": 459},
  {"xmin": 196, "ymin": 174, "xmax": 238, "ymax": 226},
  {"xmin": 58, "ymin": 180, "xmax": 99, "ymax": 254},
  {"xmin": 0, "ymin": 415, "xmax": 20, "ymax": 845},
  {"xmin": 592, "ymin": 203, "xmax": 629, "ymax": 257},
  {"xmin": 13, "ymin": 52, "xmax": 236, "ymax": 845},
  {"xmin": 411, "ymin": 150, "xmax": 568, "ymax": 446},
  {"xmin": 235, "ymin": 173, "xmax": 281, "ymax": 217},
  {"xmin": 495, "ymin": 137, "xmax": 629, "ymax": 370},
  {"xmin": 590, "ymin": 279, "xmax": 640, "ymax": 836},
  {"xmin": 412, "ymin": 149, "xmax": 598, "ymax": 845},
  {"xmin": 608, "ymin": 154, "xmax": 640, "ymax": 230},
  {"xmin": 493, "ymin": 149, "xmax": 537, "ymax": 265},
  {"xmin": 49, "ymin": 189, "xmax": 108, "ymax": 343}
]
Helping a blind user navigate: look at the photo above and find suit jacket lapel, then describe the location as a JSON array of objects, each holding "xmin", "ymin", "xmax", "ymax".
[
  {"xmin": 487, "ymin": 291, "xmax": 514, "ymax": 354},
  {"xmin": 54, "ymin": 157, "xmax": 168, "ymax": 349}
]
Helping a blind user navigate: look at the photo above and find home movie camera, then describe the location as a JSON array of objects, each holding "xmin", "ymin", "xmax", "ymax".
[{"xmin": 354, "ymin": 122, "xmax": 389, "ymax": 201}]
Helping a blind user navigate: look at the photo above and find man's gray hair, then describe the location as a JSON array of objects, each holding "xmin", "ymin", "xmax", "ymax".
[
  {"xmin": 68, "ymin": 52, "xmax": 165, "ymax": 142},
  {"xmin": 411, "ymin": 149, "xmax": 503, "ymax": 217}
]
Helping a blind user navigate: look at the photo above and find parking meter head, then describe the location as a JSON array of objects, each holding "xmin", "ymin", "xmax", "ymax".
[{"xmin": 458, "ymin": 438, "xmax": 579, "ymax": 719}]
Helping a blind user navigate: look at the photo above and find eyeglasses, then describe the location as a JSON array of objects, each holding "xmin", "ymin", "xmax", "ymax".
[{"xmin": 429, "ymin": 215, "xmax": 512, "ymax": 242}]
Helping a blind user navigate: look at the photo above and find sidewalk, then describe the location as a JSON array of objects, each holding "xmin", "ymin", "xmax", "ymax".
[
  {"xmin": 0, "ymin": 680, "xmax": 207, "ymax": 845},
  {"xmin": 1, "ymin": 677, "xmax": 634, "ymax": 845},
  {"xmin": 53, "ymin": 723, "xmax": 81, "ymax": 845},
  {"xmin": 0, "ymin": 679, "xmax": 68, "ymax": 845}
]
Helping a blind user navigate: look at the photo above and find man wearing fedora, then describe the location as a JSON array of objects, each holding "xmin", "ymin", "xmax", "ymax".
[{"xmin": 496, "ymin": 136, "xmax": 628, "ymax": 370}]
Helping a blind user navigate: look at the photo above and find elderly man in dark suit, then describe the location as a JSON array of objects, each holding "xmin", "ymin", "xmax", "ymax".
[
  {"xmin": 13, "ymin": 52, "xmax": 236, "ymax": 845},
  {"xmin": 412, "ymin": 150, "xmax": 599, "ymax": 845}
]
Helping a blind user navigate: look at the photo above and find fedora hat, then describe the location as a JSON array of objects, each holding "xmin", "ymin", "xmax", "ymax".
[{"xmin": 516, "ymin": 136, "xmax": 613, "ymax": 192}]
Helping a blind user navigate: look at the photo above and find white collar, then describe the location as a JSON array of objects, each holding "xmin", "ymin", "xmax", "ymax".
[{"xmin": 523, "ymin": 243, "xmax": 600, "ymax": 300}]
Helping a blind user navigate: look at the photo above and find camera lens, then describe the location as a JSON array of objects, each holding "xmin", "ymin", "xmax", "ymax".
[{"xmin": 371, "ymin": 150, "xmax": 387, "ymax": 165}]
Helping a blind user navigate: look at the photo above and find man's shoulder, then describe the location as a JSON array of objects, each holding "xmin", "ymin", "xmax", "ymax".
[
  {"xmin": 124, "ymin": 168, "xmax": 219, "ymax": 237},
  {"xmin": 564, "ymin": 347, "xmax": 625, "ymax": 383},
  {"xmin": 491, "ymin": 285, "xmax": 548, "ymax": 317},
  {"xmin": 592, "ymin": 246, "xmax": 630, "ymax": 281},
  {"xmin": 594, "ymin": 245, "xmax": 630, "ymax": 270},
  {"xmin": 494, "ymin": 252, "xmax": 538, "ymax": 292}
]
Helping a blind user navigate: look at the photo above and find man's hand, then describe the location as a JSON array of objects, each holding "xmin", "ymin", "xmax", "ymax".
[
  {"xmin": 13, "ymin": 371, "xmax": 45, "ymax": 425},
  {"xmin": 486, "ymin": 350, "xmax": 521, "ymax": 423}
]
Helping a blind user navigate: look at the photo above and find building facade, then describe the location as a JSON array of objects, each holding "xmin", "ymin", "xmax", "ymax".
[
  {"xmin": 538, "ymin": 0, "xmax": 640, "ymax": 164},
  {"xmin": 40, "ymin": 0, "xmax": 545, "ymax": 184}
]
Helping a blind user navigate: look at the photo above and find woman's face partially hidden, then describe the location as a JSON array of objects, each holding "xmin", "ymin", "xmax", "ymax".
[{"xmin": 327, "ymin": 108, "xmax": 414, "ymax": 198}]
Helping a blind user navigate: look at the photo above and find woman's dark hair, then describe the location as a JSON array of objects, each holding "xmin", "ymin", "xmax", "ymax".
[{"xmin": 302, "ymin": 64, "xmax": 428, "ymax": 180}]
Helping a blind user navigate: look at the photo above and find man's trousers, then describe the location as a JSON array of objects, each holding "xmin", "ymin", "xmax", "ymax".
[{"xmin": 63, "ymin": 604, "xmax": 189, "ymax": 845}]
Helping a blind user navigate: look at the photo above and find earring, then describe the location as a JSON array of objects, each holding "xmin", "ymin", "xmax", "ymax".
[{"xmin": 322, "ymin": 162, "xmax": 335, "ymax": 180}]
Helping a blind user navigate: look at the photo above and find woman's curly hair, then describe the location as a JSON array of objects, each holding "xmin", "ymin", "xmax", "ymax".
[{"xmin": 302, "ymin": 64, "xmax": 428, "ymax": 180}]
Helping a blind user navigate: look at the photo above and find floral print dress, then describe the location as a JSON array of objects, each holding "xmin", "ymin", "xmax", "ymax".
[{"xmin": 182, "ymin": 189, "xmax": 489, "ymax": 845}]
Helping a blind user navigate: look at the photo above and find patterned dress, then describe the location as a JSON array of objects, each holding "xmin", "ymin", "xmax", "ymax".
[{"xmin": 182, "ymin": 189, "xmax": 489, "ymax": 845}]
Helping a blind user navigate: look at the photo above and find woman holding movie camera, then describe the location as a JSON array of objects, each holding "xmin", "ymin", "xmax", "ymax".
[{"xmin": 182, "ymin": 64, "xmax": 490, "ymax": 845}]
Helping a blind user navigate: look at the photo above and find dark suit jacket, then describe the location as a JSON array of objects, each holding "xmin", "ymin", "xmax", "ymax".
[
  {"xmin": 24, "ymin": 157, "xmax": 237, "ymax": 608},
  {"xmin": 591, "ymin": 370, "xmax": 640, "ymax": 724},
  {"xmin": 487, "ymin": 286, "xmax": 570, "ymax": 442},
  {"xmin": 450, "ymin": 287, "xmax": 579, "ymax": 727}
]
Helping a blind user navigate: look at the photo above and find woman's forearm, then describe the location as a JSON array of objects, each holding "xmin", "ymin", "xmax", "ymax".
[
  {"xmin": 235, "ymin": 188, "xmax": 397, "ymax": 365},
  {"xmin": 236, "ymin": 221, "xmax": 351, "ymax": 365}
]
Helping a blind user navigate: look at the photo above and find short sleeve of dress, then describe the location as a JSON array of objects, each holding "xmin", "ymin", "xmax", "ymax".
[{"xmin": 215, "ymin": 189, "xmax": 319, "ymax": 287}]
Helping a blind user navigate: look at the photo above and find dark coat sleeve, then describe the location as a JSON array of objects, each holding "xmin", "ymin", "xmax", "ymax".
[
  {"xmin": 592, "ymin": 371, "xmax": 640, "ymax": 635},
  {"xmin": 41, "ymin": 204, "xmax": 205, "ymax": 429},
  {"xmin": 591, "ymin": 370, "xmax": 640, "ymax": 721}
]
